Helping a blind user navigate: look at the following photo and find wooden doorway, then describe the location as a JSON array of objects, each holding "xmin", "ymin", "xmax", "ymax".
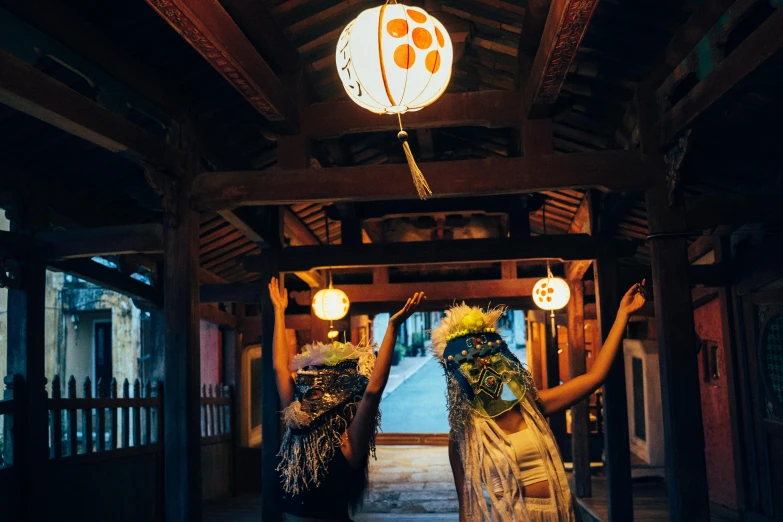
[{"xmin": 738, "ymin": 288, "xmax": 783, "ymax": 520}]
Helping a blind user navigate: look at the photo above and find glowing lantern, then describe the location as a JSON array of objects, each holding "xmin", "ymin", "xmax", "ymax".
[
  {"xmin": 335, "ymin": 2, "xmax": 453, "ymax": 199},
  {"xmin": 312, "ymin": 286, "xmax": 350, "ymax": 322},
  {"xmin": 533, "ymin": 265, "xmax": 571, "ymax": 337}
]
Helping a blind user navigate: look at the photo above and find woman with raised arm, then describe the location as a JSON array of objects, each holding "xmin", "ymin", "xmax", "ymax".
[
  {"xmin": 268, "ymin": 276, "xmax": 425, "ymax": 522},
  {"xmin": 431, "ymin": 281, "xmax": 646, "ymax": 522}
]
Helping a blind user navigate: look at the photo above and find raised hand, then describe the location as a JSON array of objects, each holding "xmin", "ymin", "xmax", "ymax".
[
  {"xmin": 390, "ymin": 292, "xmax": 426, "ymax": 327},
  {"xmin": 268, "ymin": 276, "xmax": 288, "ymax": 312},
  {"xmin": 619, "ymin": 279, "xmax": 646, "ymax": 317}
]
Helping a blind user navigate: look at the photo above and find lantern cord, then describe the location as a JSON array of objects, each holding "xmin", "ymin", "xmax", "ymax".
[{"xmin": 397, "ymin": 113, "xmax": 432, "ymax": 200}]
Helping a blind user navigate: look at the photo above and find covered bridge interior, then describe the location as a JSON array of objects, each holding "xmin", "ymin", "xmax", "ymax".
[{"xmin": 0, "ymin": 0, "xmax": 782, "ymax": 521}]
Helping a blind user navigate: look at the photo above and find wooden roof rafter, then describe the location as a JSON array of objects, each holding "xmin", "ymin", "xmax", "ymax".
[
  {"xmin": 144, "ymin": 0, "xmax": 299, "ymax": 131},
  {"xmin": 523, "ymin": 0, "xmax": 602, "ymax": 118}
]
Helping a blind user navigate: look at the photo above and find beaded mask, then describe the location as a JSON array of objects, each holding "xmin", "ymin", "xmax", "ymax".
[{"xmin": 432, "ymin": 305, "xmax": 536, "ymax": 419}]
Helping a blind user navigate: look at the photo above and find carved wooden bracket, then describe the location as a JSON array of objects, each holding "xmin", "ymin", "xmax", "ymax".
[
  {"xmin": 663, "ymin": 129, "xmax": 691, "ymax": 207},
  {"xmin": 144, "ymin": 163, "xmax": 179, "ymax": 226}
]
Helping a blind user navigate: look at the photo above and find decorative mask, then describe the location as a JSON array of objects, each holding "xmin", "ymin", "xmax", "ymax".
[
  {"xmin": 443, "ymin": 331, "xmax": 530, "ymax": 418},
  {"xmin": 431, "ymin": 303, "xmax": 535, "ymax": 419},
  {"xmin": 291, "ymin": 359, "xmax": 369, "ymax": 428}
]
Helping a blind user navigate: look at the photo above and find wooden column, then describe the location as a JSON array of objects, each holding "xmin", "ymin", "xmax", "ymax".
[
  {"xmin": 162, "ymin": 154, "xmax": 202, "ymax": 521},
  {"xmin": 567, "ymin": 279, "xmax": 591, "ymax": 497},
  {"xmin": 641, "ymin": 85, "xmax": 710, "ymax": 522},
  {"xmin": 546, "ymin": 317, "xmax": 567, "ymax": 447},
  {"xmin": 259, "ymin": 256, "xmax": 282, "ymax": 522},
  {"xmin": 5, "ymin": 199, "xmax": 47, "ymax": 522},
  {"xmin": 594, "ymin": 248, "xmax": 633, "ymax": 521}
]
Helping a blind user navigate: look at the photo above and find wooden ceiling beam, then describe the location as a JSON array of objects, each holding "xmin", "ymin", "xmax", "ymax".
[
  {"xmin": 646, "ymin": 0, "xmax": 737, "ymax": 88},
  {"xmin": 50, "ymin": 259, "xmax": 162, "ymax": 306},
  {"xmin": 144, "ymin": 0, "xmax": 298, "ymax": 131},
  {"xmin": 244, "ymin": 235, "xmax": 622, "ymax": 273},
  {"xmin": 217, "ymin": 0, "xmax": 300, "ymax": 74},
  {"xmin": 0, "ymin": 50, "xmax": 181, "ymax": 172},
  {"xmin": 291, "ymin": 278, "xmax": 541, "ymax": 305},
  {"xmin": 35, "ymin": 224, "xmax": 164, "ymax": 260},
  {"xmin": 193, "ymin": 150, "xmax": 655, "ymax": 209},
  {"xmin": 523, "ymin": 0, "xmax": 600, "ymax": 118},
  {"xmin": 658, "ymin": 7, "xmax": 783, "ymax": 144},
  {"xmin": 302, "ymin": 91, "xmax": 522, "ymax": 137}
]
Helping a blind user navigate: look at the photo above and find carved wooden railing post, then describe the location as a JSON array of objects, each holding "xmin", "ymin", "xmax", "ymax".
[
  {"xmin": 83, "ymin": 377, "xmax": 93, "ymax": 454},
  {"xmin": 96, "ymin": 378, "xmax": 106, "ymax": 452},
  {"xmin": 122, "ymin": 379, "xmax": 130, "ymax": 449},
  {"xmin": 144, "ymin": 380, "xmax": 153, "ymax": 445},
  {"xmin": 133, "ymin": 379, "xmax": 141, "ymax": 447},
  {"xmin": 51, "ymin": 375, "xmax": 62, "ymax": 459},
  {"xmin": 109, "ymin": 378, "xmax": 118, "ymax": 450},
  {"xmin": 67, "ymin": 376, "xmax": 77, "ymax": 456}
]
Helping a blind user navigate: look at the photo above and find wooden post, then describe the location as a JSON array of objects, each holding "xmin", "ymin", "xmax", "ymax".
[
  {"xmin": 640, "ymin": 84, "xmax": 710, "ymax": 522},
  {"xmin": 6, "ymin": 201, "xmax": 47, "ymax": 521},
  {"xmin": 594, "ymin": 249, "xmax": 633, "ymax": 522},
  {"xmin": 259, "ymin": 255, "xmax": 282, "ymax": 522},
  {"xmin": 567, "ymin": 280, "xmax": 591, "ymax": 497},
  {"xmin": 162, "ymin": 144, "xmax": 203, "ymax": 521},
  {"xmin": 545, "ymin": 317, "xmax": 567, "ymax": 446}
]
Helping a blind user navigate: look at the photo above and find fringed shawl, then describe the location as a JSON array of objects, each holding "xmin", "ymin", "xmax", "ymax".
[{"xmin": 454, "ymin": 393, "xmax": 578, "ymax": 522}]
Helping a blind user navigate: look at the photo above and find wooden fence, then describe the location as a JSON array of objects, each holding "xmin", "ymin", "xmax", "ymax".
[
  {"xmin": 44, "ymin": 375, "xmax": 164, "ymax": 522},
  {"xmin": 201, "ymin": 383, "xmax": 234, "ymax": 501},
  {"xmin": 48, "ymin": 375, "xmax": 162, "ymax": 458}
]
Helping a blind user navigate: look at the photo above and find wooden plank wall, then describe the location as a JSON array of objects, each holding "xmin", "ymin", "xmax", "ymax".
[
  {"xmin": 202, "ymin": 439, "xmax": 233, "ymax": 501},
  {"xmin": 45, "ymin": 452, "xmax": 163, "ymax": 522}
]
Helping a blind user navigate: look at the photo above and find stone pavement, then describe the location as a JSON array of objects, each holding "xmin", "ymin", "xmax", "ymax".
[{"xmin": 361, "ymin": 446, "xmax": 458, "ymax": 516}]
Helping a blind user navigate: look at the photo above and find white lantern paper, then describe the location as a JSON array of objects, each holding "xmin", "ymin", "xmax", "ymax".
[
  {"xmin": 532, "ymin": 276, "xmax": 571, "ymax": 311},
  {"xmin": 312, "ymin": 287, "xmax": 350, "ymax": 321},
  {"xmin": 335, "ymin": 4, "xmax": 453, "ymax": 114}
]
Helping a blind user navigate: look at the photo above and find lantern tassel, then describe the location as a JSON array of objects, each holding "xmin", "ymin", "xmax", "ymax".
[{"xmin": 397, "ymin": 114, "xmax": 431, "ymax": 200}]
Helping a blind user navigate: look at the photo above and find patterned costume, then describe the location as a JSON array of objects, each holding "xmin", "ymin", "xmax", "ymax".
[
  {"xmin": 431, "ymin": 304, "xmax": 578, "ymax": 522},
  {"xmin": 278, "ymin": 341, "xmax": 380, "ymax": 514}
]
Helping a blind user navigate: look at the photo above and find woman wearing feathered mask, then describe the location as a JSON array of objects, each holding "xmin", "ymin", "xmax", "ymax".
[
  {"xmin": 268, "ymin": 277, "xmax": 425, "ymax": 522},
  {"xmin": 432, "ymin": 281, "xmax": 646, "ymax": 522}
]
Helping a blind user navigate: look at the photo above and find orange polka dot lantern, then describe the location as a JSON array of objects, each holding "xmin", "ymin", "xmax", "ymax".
[
  {"xmin": 533, "ymin": 264, "xmax": 570, "ymax": 337},
  {"xmin": 336, "ymin": 2, "xmax": 453, "ymax": 199}
]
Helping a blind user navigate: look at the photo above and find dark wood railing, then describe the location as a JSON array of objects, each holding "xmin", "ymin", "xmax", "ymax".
[
  {"xmin": 201, "ymin": 383, "xmax": 231, "ymax": 442},
  {"xmin": 0, "ymin": 374, "xmax": 23, "ymax": 470},
  {"xmin": 48, "ymin": 375, "xmax": 162, "ymax": 459}
]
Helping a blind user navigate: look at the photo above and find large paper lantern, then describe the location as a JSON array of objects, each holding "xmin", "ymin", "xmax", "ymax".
[
  {"xmin": 335, "ymin": 4, "xmax": 453, "ymax": 114},
  {"xmin": 336, "ymin": 3, "xmax": 453, "ymax": 199},
  {"xmin": 312, "ymin": 286, "xmax": 350, "ymax": 322}
]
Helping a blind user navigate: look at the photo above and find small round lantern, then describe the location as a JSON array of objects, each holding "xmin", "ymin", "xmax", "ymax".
[
  {"xmin": 533, "ymin": 265, "xmax": 571, "ymax": 337},
  {"xmin": 312, "ymin": 286, "xmax": 350, "ymax": 322},
  {"xmin": 532, "ymin": 275, "xmax": 571, "ymax": 311},
  {"xmin": 336, "ymin": 2, "xmax": 453, "ymax": 199}
]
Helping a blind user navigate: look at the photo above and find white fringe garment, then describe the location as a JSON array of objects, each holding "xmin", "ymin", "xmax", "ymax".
[{"xmin": 456, "ymin": 394, "xmax": 577, "ymax": 522}]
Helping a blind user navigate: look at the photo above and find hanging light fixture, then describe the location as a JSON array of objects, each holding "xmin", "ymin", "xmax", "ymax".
[
  {"xmin": 311, "ymin": 213, "xmax": 350, "ymax": 337},
  {"xmin": 335, "ymin": 1, "xmax": 453, "ymax": 199},
  {"xmin": 532, "ymin": 200, "xmax": 570, "ymax": 336}
]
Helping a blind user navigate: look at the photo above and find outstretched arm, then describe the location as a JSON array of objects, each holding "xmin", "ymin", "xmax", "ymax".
[
  {"xmin": 268, "ymin": 277, "xmax": 295, "ymax": 408},
  {"xmin": 344, "ymin": 292, "xmax": 425, "ymax": 467},
  {"xmin": 537, "ymin": 280, "xmax": 646, "ymax": 415}
]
